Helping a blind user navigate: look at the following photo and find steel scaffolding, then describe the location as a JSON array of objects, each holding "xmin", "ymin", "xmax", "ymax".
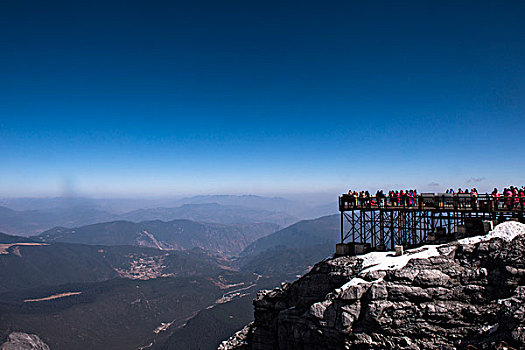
[{"xmin": 339, "ymin": 193, "xmax": 523, "ymax": 249}]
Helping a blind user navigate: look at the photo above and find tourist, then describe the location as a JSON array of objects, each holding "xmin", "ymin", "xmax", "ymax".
[
  {"xmin": 519, "ymin": 187, "xmax": 525, "ymax": 210},
  {"xmin": 504, "ymin": 188, "xmax": 512, "ymax": 209},
  {"xmin": 365, "ymin": 191, "xmax": 371, "ymax": 208},
  {"xmin": 408, "ymin": 190, "xmax": 415, "ymax": 206},
  {"xmin": 470, "ymin": 188, "xmax": 478, "ymax": 210},
  {"xmin": 491, "ymin": 188, "xmax": 500, "ymax": 210},
  {"xmin": 343, "ymin": 186, "xmax": 523, "ymax": 212}
]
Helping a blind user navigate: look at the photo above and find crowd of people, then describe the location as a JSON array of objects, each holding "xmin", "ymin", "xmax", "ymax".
[
  {"xmin": 345, "ymin": 189, "xmax": 420, "ymax": 208},
  {"xmin": 490, "ymin": 186, "xmax": 525, "ymax": 209},
  {"xmin": 344, "ymin": 186, "xmax": 525, "ymax": 210}
]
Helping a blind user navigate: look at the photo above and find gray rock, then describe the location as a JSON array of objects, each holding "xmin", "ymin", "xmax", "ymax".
[
  {"xmin": 0, "ymin": 333, "xmax": 49, "ymax": 350},
  {"xmin": 413, "ymin": 269, "xmax": 451, "ymax": 287},
  {"xmin": 221, "ymin": 223, "xmax": 525, "ymax": 350},
  {"xmin": 339, "ymin": 282, "xmax": 370, "ymax": 301}
]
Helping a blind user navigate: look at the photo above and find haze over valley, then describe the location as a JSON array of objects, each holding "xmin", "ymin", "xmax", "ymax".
[{"xmin": 0, "ymin": 196, "xmax": 341, "ymax": 349}]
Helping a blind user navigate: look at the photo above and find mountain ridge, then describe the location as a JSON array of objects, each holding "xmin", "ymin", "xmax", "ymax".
[
  {"xmin": 36, "ymin": 219, "xmax": 279, "ymax": 256},
  {"xmin": 0, "ymin": 195, "xmax": 336, "ymax": 236}
]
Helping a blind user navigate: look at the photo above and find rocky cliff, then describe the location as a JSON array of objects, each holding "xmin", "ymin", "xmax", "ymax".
[{"xmin": 220, "ymin": 221, "xmax": 525, "ymax": 350}]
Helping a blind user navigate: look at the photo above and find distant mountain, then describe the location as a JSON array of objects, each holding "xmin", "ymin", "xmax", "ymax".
[
  {"xmin": 174, "ymin": 195, "xmax": 297, "ymax": 213},
  {"xmin": 295, "ymin": 201, "xmax": 338, "ymax": 219},
  {"xmin": 0, "ymin": 197, "xmax": 105, "ymax": 211},
  {"xmin": 173, "ymin": 195, "xmax": 338, "ymax": 219},
  {"xmin": 239, "ymin": 243, "xmax": 334, "ymax": 280},
  {"xmin": 0, "ymin": 232, "xmax": 35, "ymax": 244},
  {"xmin": 0, "ymin": 205, "xmax": 116, "ymax": 236},
  {"xmin": 235, "ymin": 215, "xmax": 339, "ymax": 281},
  {"xmin": 36, "ymin": 219, "xmax": 279, "ymax": 256},
  {"xmin": 0, "ymin": 200, "xmax": 298, "ymax": 237},
  {"xmin": 240, "ymin": 214, "xmax": 339, "ymax": 256},
  {"xmin": 119, "ymin": 203, "xmax": 298, "ymax": 227},
  {"xmin": 0, "ymin": 194, "xmax": 336, "ymax": 236}
]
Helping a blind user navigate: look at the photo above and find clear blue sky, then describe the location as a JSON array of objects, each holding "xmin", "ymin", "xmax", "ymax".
[{"xmin": 1, "ymin": 0, "xmax": 524, "ymax": 197}]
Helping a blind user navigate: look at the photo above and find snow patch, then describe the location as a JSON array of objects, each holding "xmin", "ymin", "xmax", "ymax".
[
  {"xmin": 338, "ymin": 221, "xmax": 525, "ymax": 293},
  {"xmin": 346, "ymin": 277, "xmax": 370, "ymax": 286},
  {"xmin": 359, "ymin": 245, "xmax": 442, "ymax": 275},
  {"xmin": 458, "ymin": 221, "xmax": 525, "ymax": 245}
]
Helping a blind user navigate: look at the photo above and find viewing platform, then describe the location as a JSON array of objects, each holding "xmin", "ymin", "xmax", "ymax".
[{"xmin": 337, "ymin": 192, "xmax": 524, "ymax": 256}]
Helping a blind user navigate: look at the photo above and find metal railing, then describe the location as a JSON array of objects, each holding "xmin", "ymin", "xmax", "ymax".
[{"xmin": 340, "ymin": 193, "xmax": 525, "ymax": 212}]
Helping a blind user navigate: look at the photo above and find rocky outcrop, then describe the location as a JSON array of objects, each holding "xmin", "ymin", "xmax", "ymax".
[
  {"xmin": 222, "ymin": 222, "xmax": 525, "ymax": 349},
  {"xmin": 218, "ymin": 323, "xmax": 253, "ymax": 350},
  {"xmin": 0, "ymin": 332, "xmax": 50, "ymax": 350}
]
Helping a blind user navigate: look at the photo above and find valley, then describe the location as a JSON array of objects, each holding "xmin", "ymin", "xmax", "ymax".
[{"xmin": 0, "ymin": 211, "xmax": 340, "ymax": 349}]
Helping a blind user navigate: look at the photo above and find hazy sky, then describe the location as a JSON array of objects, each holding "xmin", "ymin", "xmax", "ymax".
[{"xmin": 1, "ymin": 0, "xmax": 524, "ymax": 197}]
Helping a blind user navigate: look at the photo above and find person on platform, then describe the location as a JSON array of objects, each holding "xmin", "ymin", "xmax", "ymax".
[
  {"xmin": 491, "ymin": 188, "xmax": 501, "ymax": 210},
  {"xmin": 513, "ymin": 187, "xmax": 519, "ymax": 209},
  {"xmin": 457, "ymin": 188, "xmax": 466, "ymax": 209},
  {"xmin": 399, "ymin": 190, "xmax": 405, "ymax": 207},
  {"xmin": 470, "ymin": 188, "xmax": 478, "ymax": 210},
  {"xmin": 504, "ymin": 188, "xmax": 512, "ymax": 209},
  {"xmin": 348, "ymin": 190, "xmax": 358, "ymax": 208},
  {"xmin": 375, "ymin": 190, "xmax": 381, "ymax": 207}
]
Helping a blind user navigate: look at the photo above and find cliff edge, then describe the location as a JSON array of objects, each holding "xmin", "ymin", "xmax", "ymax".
[{"xmin": 220, "ymin": 221, "xmax": 525, "ymax": 350}]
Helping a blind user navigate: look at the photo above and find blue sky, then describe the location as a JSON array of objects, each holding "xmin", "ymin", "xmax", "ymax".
[{"xmin": 1, "ymin": 0, "xmax": 524, "ymax": 197}]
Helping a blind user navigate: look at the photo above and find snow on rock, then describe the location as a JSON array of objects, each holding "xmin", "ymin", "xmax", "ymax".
[
  {"xmin": 337, "ymin": 221, "xmax": 525, "ymax": 294},
  {"xmin": 241, "ymin": 220, "xmax": 525, "ymax": 350},
  {"xmin": 459, "ymin": 220, "xmax": 525, "ymax": 244}
]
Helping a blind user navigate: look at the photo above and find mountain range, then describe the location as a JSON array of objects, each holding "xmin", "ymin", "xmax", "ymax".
[
  {"xmin": 36, "ymin": 219, "xmax": 279, "ymax": 257},
  {"xmin": 0, "ymin": 209, "xmax": 342, "ymax": 349},
  {"xmin": 119, "ymin": 203, "xmax": 297, "ymax": 227},
  {"xmin": 0, "ymin": 195, "xmax": 337, "ymax": 236}
]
